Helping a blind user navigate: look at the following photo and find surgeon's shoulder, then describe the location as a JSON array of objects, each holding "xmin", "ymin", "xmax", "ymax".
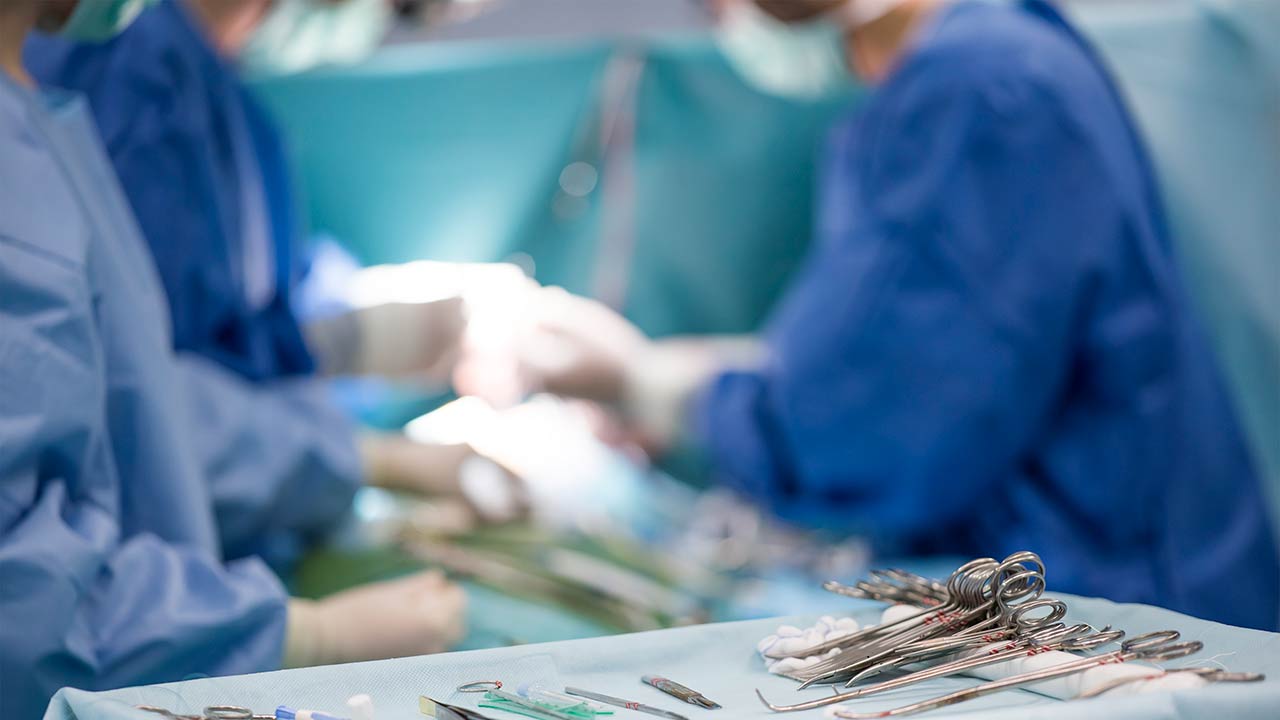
[
  {"xmin": 888, "ymin": 1, "xmax": 1100, "ymax": 122},
  {"xmin": 26, "ymin": 2, "xmax": 213, "ymax": 139}
]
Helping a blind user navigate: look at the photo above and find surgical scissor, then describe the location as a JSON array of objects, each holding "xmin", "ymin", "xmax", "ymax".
[
  {"xmin": 137, "ymin": 706, "xmax": 275, "ymax": 720},
  {"xmin": 823, "ymin": 569, "xmax": 946, "ymax": 607},
  {"xmin": 789, "ymin": 554, "xmax": 1057, "ymax": 687},
  {"xmin": 828, "ymin": 630, "xmax": 1204, "ymax": 718},
  {"xmin": 769, "ymin": 558, "xmax": 999, "ymax": 663},
  {"xmin": 756, "ymin": 623, "xmax": 1124, "ymax": 713},
  {"xmin": 1076, "ymin": 666, "xmax": 1265, "ymax": 698}
]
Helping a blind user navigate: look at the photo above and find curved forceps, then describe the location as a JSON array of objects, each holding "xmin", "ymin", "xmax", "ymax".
[
  {"xmin": 755, "ymin": 623, "xmax": 1124, "ymax": 713},
  {"xmin": 789, "ymin": 562, "xmax": 1034, "ymax": 686},
  {"xmin": 1077, "ymin": 666, "xmax": 1266, "ymax": 699},
  {"xmin": 779, "ymin": 558, "xmax": 1007, "ymax": 677},
  {"xmin": 832, "ymin": 597, "xmax": 1072, "ymax": 689},
  {"xmin": 793, "ymin": 555, "xmax": 1050, "ymax": 687},
  {"xmin": 828, "ymin": 631, "xmax": 1202, "ymax": 718},
  {"xmin": 137, "ymin": 706, "xmax": 275, "ymax": 720},
  {"xmin": 824, "ymin": 570, "xmax": 947, "ymax": 607},
  {"xmin": 836, "ymin": 602, "xmax": 1082, "ymax": 688},
  {"xmin": 770, "ymin": 558, "xmax": 1000, "ymax": 662}
]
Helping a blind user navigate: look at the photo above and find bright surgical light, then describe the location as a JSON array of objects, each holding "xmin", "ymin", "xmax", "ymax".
[
  {"xmin": 345, "ymin": 260, "xmax": 539, "ymax": 406},
  {"xmin": 405, "ymin": 396, "xmax": 631, "ymax": 527},
  {"xmin": 345, "ymin": 260, "xmax": 530, "ymax": 309}
]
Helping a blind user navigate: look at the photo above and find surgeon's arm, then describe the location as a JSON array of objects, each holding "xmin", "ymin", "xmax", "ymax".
[
  {"xmin": 303, "ymin": 298, "xmax": 467, "ymax": 382},
  {"xmin": 175, "ymin": 353, "xmax": 363, "ymax": 568},
  {"xmin": 0, "ymin": 244, "xmax": 287, "ymax": 718},
  {"xmin": 473, "ymin": 286, "xmax": 765, "ymax": 448},
  {"xmin": 695, "ymin": 60, "xmax": 1111, "ymax": 547},
  {"xmin": 0, "ymin": 514, "xmax": 287, "ymax": 717}
]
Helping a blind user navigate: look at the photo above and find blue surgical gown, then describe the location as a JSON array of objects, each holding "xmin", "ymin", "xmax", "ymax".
[
  {"xmin": 0, "ymin": 76, "xmax": 286, "ymax": 717},
  {"xmin": 695, "ymin": 0, "xmax": 1280, "ymax": 630},
  {"xmin": 25, "ymin": 3, "xmax": 363, "ymax": 569},
  {"xmin": 25, "ymin": 0, "xmax": 314, "ymax": 382}
]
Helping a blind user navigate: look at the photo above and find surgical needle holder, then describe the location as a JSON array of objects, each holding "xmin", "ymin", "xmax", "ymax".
[
  {"xmin": 756, "ymin": 622, "xmax": 1124, "ymax": 712},
  {"xmin": 641, "ymin": 676, "xmax": 721, "ymax": 709},
  {"xmin": 137, "ymin": 706, "xmax": 345, "ymax": 720},
  {"xmin": 785, "ymin": 553, "xmax": 1057, "ymax": 688},
  {"xmin": 827, "ymin": 630, "xmax": 1204, "ymax": 718}
]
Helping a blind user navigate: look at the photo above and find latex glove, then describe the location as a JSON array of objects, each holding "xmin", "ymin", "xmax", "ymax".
[
  {"xmin": 511, "ymin": 288, "xmax": 765, "ymax": 446},
  {"xmin": 517, "ymin": 287, "xmax": 652, "ymax": 403},
  {"xmin": 360, "ymin": 433, "xmax": 527, "ymax": 523},
  {"xmin": 284, "ymin": 570, "xmax": 466, "ymax": 667},
  {"xmin": 622, "ymin": 335, "xmax": 764, "ymax": 447},
  {"xmin": 305, "ymin": 297, "xmax": 466, "ymax": 382}
]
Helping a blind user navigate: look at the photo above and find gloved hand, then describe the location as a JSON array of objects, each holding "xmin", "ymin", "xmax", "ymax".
[
  {"xmin": 305, "ymin": 297, "xmax": 467, "ymax": 382},
  {"xmin": 517, "ymin": 288, "xmax": 652, "ymax": 403},
  {"xmin": 460, "ymin": 287, "xmax": 765, "ymax": 448},
  {"xmin": 284, "ymin": 570, "xmax": 466, "ymax": 667},
  {"xmin": 359, "ymin": 433, "xmax": 527, "ymax": 523}
]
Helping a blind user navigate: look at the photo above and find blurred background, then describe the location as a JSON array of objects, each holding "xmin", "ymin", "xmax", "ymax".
[{"xmin": 247, "ymin": 0, "xmax": 1278, "ymax": 645}]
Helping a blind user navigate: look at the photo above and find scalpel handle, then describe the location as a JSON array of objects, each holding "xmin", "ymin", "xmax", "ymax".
[
  {"xmin": 565, "ymin": 688, "xmax": 689, "ymax": 720},
  {"xmin": 641, "ymin": 676, "xmax": 721, "ymax": 709}
]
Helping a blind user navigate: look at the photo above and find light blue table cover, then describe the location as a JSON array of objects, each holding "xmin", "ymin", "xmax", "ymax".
[{"xmin": 44, "ymin": 594, "xmax": 1280, "ymax": 720}]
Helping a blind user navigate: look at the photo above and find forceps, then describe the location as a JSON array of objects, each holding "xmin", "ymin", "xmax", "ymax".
[
  {"xmin": 828, "ymin": 630, "xmax": 1203, "ymax": 718},
  {"xmin": 834, "ymin": 595, "xmax": 1072, "ymax": 687},
  {"xmin": 824, "ymin": 569, "xmax": 946, "ymax": 607},
  {"xmin": 1076, "ymin": 666, "xmax": 1265, "ymax": 698},
  {"xmin": 795, "ymin": 553, "xmax": 1045, "ymax": 668},
  {"xmin": 768, "ymin": 558, "xmax": 999, "ymax": 662},
  {"xmin": 137, "ymin": 706, "xmax": 275, "ymax": 720},
  {"xmin": 792, "ymin": 554, "xmax": 1053, "ymax": 687},
  {"xmin": 756, "ymin": 623, "xmax": 1124, "ymax": 713}
]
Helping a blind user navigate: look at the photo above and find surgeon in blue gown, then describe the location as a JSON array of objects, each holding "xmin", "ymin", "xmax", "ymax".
[
  {"xmin": 25, "ymin": 0, "xmax": 508, "ymax": 570},
  {"xmin": 24, "ymin": 0, "xmax": 398, "ymax": 384},
  {"xmin": 0, "ymin": 2, "xmax": 463, "ymax": 716},
  {"xmin": 479, "ymin": 0, "xmax": 1280, "ymax": 630}
]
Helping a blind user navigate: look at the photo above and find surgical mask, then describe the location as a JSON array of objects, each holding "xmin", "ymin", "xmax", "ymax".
[
  {"xmin": 240, "ymin": 0, "xmax": 392, "ymax": 76},
  {"xmin": 715, "ymin": 0, "xmax": 906, "ymax": 99},
  {"xmin": 57, "ymin": 0, "xmax": 156, "ymax": 41}
]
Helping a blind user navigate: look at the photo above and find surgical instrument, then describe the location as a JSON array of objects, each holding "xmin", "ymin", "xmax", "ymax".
[
  {"xmin": 457, "ymin": 682, "xmax": 503, "ymax": 694},
  {"xmin": 834, "ymin": 597, "xmax": 1074, "ymax": 687},
  {"xmin": 771, "ymin": 554, "xmax": 1034, "ymax": 663},
  {"xmin": 138, "ymin": 708, "xmax": 273, "ymax": 720},
  {"xmin": 828, "ymin": 631, "xmax": 1203, "ymax": 718},
  {"xmin": 845, "ymin": 618, "xmax": 1112, "ymax": 685},
  {"xmin": 756, "ymin": 623, "xmax": 1125, "ymax": 712},
  {"xmin": 767, "ymin": 558, "xmax": 999, "ymax": 661},
  {"xmin": 823, "ymin": 569, "xmax": 947, "ymax": 607},
  {"xmin": 1075, "ymin": 667, "xmax": 1265, "ymax": 699},
  {"xmin": 565, "ymin": 687, "xmax": 689, "ymax": 720},
  {"xmin": 789, "ymin": 554, "xmax": 1056, "ymax": 687},
  {"xmin": 483, "ymin": 688, "xmax": 582, "ymax": 720},
  {"xmin": 641, "ymin": 676, "xmax": 721, "ymax": 709},
  {"xmin": 420, "ymin": 696, "xmax": 498, "ymax": 720}
]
